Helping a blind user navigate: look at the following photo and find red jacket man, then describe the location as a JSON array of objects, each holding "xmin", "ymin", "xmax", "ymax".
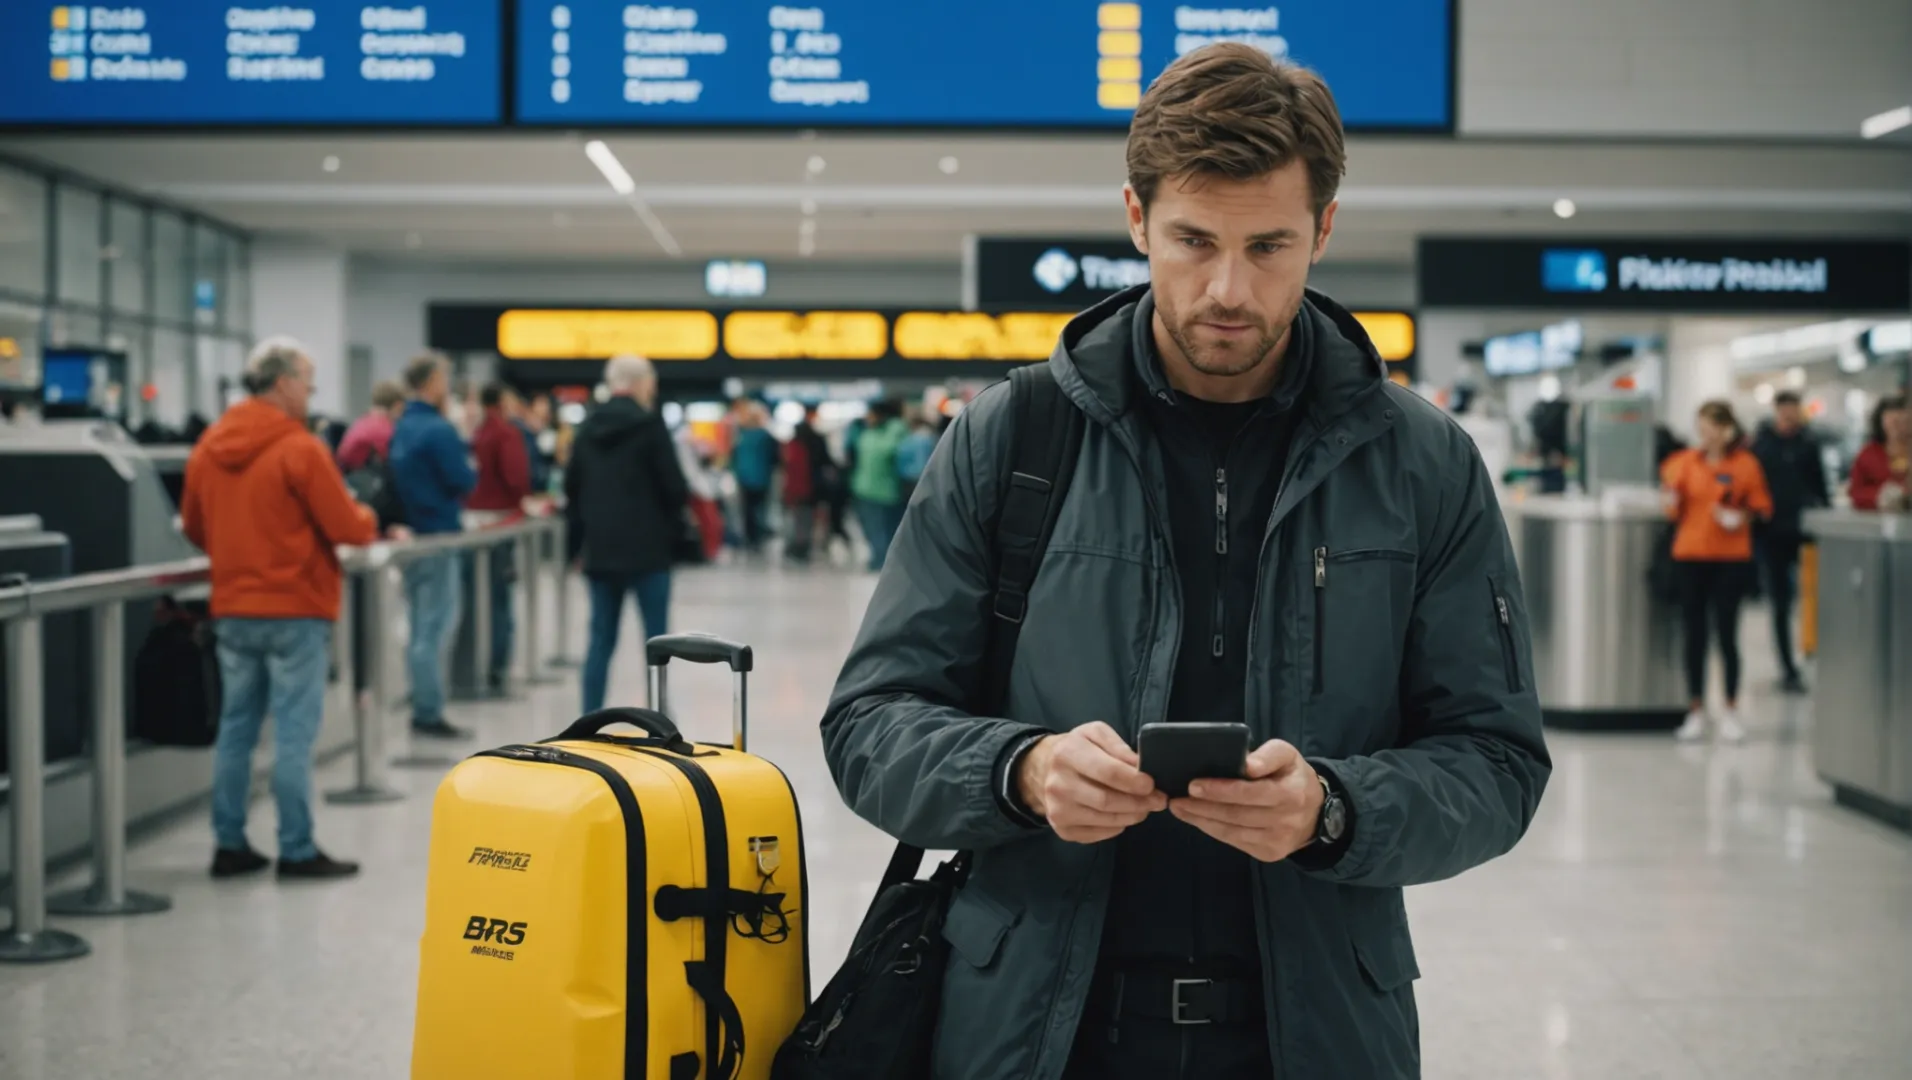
[{"xmin": 468, "ymin": 383, "xmax": 533, "ymax": 514}]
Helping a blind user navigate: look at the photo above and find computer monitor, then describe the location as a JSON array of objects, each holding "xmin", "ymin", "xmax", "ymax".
[{"xmin": 39, "ymin": 348, "xmax": 127, "ymax": 421}]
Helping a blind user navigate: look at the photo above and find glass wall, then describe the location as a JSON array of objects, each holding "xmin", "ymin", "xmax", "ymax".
[{"xmin": 0, "ymin": 156, "xmax": 250, "ymax": 429}]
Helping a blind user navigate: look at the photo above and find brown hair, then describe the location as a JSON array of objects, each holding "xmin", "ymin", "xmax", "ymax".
[
  {"xmin": 1697, "ymin": 400, "xmax": 1745, "ymax": 449},
  {"xmin": 1869, "ymin": 392, "xmax": 1907, "ymax": 445},
  {"xmin": 370, "ymin": 380, "xmax": 405, "ymax": 410},
  {"xmin": 403, "ymin": 353, "xmax": 447, "ymax": 392},
  {"xmin": 1126, "ymin": 43, "xmax": 1347, "ymax": 221}
]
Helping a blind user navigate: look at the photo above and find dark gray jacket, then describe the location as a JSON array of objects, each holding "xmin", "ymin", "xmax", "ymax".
[{"xmin": 822, "ymin": 286, "xmax": 1550, "ymax": 1079}]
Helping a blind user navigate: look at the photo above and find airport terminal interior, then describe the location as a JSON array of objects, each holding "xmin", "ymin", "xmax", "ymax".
[{"xmin": 2, "ymin": 1, "xmax": 1911, "ymax": 1077}]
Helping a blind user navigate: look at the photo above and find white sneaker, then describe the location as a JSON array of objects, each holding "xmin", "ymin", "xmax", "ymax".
[
  {"xmin": 1715, "ymin": 710, "xmax": 1747, "ymax": 744},
  {"xmin": 1675, "ymin": 710, "xmax": 1710, "ymax": 742}
]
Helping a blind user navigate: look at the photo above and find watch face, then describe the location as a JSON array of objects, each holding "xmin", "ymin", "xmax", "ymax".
[{"xmin": 1322, "ymin": 797, "xmax": 1347, "ymax": 842}]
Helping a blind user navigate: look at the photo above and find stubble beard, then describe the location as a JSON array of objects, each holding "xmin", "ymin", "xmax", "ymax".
[{"xmin": 1163, "ymin": 296, "xmax": 1303, "ymax": 379}]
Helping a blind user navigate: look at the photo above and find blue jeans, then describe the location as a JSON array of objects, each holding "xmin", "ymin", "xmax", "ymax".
[
  {"xmin": 404, "ymin": 553, "xmax": 462, "ymax": 724},
  {"xmin": 582, "ymin": 571, "xmax": 672, "ymax": 715},
  {"xmin": 211, "ymin": 618, "xmax": 331, "ymax": 861},
  {"xmin": 856, "ymin": 498, "xmax": 905, "ymax": 571}
]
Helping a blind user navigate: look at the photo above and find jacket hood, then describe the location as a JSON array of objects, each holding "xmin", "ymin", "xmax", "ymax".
[
  {"xmin": 198, "ymin": 398, "xmax": 304, "ymax": 471},
  {"xmin": 1047, "ymin": 284, "xmax": 1388, "ymax": 429},
  {"xmin": 584, "ymin": 395, "xmax": 659, "ymax": 443}
]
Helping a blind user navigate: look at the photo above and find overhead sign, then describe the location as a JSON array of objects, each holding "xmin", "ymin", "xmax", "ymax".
[
  {"xmin": 0, "ymin": 2, "xmax": 504, "ymax": 125},
  {"xmin": 485, "ymin": 307, "xmax": 1076, "ymax": 364},
  {"xmin": 972, "ymin": 237, "xmax": 1151, "ymax": 309},
  {"xmin": 1482, "ymin": 319, "xmax": 1583, "ymax": 378},
  {"xmin": 514, "ymin": 1, "xmax": 1452, "ymax": 130},
  {"xmin": 704, "ymin": 259, "xmax": 767, "ymax": 298},
  {"xmin": 1421, "ymin": 238, "xmax": 1912, "ymax": 312}
]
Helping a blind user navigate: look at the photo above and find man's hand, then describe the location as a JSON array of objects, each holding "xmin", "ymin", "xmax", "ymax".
[
  {"xmin": 1017, "ymin": 722, "xmax": 1167, "ymax": 844},
  {"xmin": 1169, "ymin": 739, "xmax": 1323, "ymax": 863},
  {"xmin": 385, "ymin": 524, "xmax": 414, "ymax": 542}
]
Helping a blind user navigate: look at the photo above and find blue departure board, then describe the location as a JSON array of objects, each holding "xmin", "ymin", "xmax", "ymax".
[
  {"xmin": 0, "ymin": 3, "xmax": 503, "ymax": 125},
  {"xmin": 513, "ymin": 2, "xmax": 1451, "ymax": 130}
]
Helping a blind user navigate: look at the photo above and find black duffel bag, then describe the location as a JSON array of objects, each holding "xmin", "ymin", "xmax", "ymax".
[
  {"xmin": 771, "ymin": 843, "xmax": 968, "ymax": 1080},
  {"xmin": 132, "ymin": 596, "xmax": 222, "ymax": 747}
]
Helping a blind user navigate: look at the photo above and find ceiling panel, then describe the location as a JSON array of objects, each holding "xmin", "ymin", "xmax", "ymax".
[{"xmin": 1, "ymin": 133, "xmax": 1906, "ymax": 264}]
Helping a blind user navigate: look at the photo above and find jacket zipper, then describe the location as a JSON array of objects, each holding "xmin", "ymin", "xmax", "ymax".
[
  {"xmin": 1312, "ymin": 546, "xmax": 1327, "ymax": 695},
  {"xmin": 1213, "ymin": 467, "xmax": 1229, "ymax": 659},
  {"xmin": 1495, "ymin": 591, "xmax": 1522, "ymax": 693}
]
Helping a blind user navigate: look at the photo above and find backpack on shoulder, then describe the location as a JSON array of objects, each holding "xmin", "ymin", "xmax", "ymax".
[
  {"xmin": 771, "ymin": 362, "xmax": 1086, "ymax": 1080},
  {"xmin": 344, "ymin": 448, "xmax": 406, "ymax": 530}
]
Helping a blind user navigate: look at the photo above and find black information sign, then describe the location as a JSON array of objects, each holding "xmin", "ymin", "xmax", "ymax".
[
  {"xmin": 971, "ymin": 236, "xmax": 1149, "ymax": 310},
  {"xmin": 1419, "ymin": 238, "xmax": 1912, "ymax": 313}
]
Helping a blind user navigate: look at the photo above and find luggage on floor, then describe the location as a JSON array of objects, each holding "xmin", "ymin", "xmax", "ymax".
[
  {"xmin": 410, "ymin": 633, "xmax": 808, "ymax": 1080},
  {"xmin": 131, "ymin": 596, "xmax": 222, "ymax": 747}
]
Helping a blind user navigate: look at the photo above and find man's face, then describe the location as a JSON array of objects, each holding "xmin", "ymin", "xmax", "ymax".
[
  {"xmin": 1125, "ymin": 159, "xmax": 1336, "ymax": 381},
  {"xmin": 1774, "ymin": 401, "xmax": 1804, "ymax": 434}
]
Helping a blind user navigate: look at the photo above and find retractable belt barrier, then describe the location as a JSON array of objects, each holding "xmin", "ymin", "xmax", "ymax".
[{"xmin": 0, "ymin": 513, "xmax": 571, "ymax": 965}]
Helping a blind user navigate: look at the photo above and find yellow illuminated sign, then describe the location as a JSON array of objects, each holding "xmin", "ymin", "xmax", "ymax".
[
  {"xmin": 724, "ymin": 310, "xmax": 889, "ymax": 360},
  {"xmin": 496, "ymin": 310, "xmax": 719, "ymax": 361},
  {"xmin": 894, "ymin": 312, "xmax": 1075, "ymax": 361},
  {"xmin": 1352, "ymin": 311, "xmax": 1416, "ymax": 363}
]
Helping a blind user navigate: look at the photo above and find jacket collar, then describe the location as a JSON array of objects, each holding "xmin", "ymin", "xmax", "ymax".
[{"xmin": 1048, "ymin": 284, "xmax": 1386, "ymax": 430}]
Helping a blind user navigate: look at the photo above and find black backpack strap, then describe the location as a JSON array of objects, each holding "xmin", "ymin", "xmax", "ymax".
[{"xmin": 981, "ymin": 363, "xmax": 1087, "ymax": 716}]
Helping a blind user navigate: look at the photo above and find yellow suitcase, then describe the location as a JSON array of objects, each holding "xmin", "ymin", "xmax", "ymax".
[{"xmin": 411, "ymin": 635, "xmax": 808, "ymax": 1080}]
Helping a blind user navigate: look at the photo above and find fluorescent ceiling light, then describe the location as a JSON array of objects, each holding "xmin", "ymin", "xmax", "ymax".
[
  {"xmin": 584, "ymin": 140, "xmax": 636, "ymax": 195},
  {"xmin": 581, "ymin": 139, "xmax": 681, "ymax": 256},
  {"xmin": 1861, "ymin": 105, "xmax": 1912, "ymax": 139},
  {"xmin": 1552, "ymin": 198, "xmax": 1576, "ymax": 219},
  {"xmin": 1728, "ymin": 319, "xmax": 1867, "ymax": 364}
]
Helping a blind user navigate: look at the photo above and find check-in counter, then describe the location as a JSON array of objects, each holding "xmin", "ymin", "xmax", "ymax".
[
  {"xmin": 1805, "ymin": 508, "xmax": 1912, "ymax": 830},
  {"xmin": 1509, "ymin": 492, "xmax": 1687, "ymax": 729}
]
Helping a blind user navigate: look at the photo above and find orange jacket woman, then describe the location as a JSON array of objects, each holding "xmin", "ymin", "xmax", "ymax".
[{"xmin": 1660, "ymin": 401, "xmax": 1772, "ymax": 743}]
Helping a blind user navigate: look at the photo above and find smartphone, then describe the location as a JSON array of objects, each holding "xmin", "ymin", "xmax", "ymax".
[{"xmin": 1137, "ymin": 722, "xmax": 1251, "ymax": 799}]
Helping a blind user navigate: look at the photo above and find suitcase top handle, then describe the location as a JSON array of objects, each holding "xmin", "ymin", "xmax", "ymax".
[
  {"xmin": 556, "ymin": 707, "xmax": 693, "ymax": 751},
  {"xmin": 646, "ymin": 633, "xmax": 753, "ymax": 674}
]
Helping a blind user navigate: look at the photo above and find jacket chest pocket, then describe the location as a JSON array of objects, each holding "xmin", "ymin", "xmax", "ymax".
[{"xmin": 1309, "ymin": 547, "xmax": 1415, "ymax": 701}]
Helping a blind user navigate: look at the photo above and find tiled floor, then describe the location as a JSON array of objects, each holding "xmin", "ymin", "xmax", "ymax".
[{"xmin": 2, "ymin": 560, "xmax": 1908, "ymax": 1078}]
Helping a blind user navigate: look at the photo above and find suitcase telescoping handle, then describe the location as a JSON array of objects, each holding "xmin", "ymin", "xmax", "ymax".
[{"xmin": 645, "ymin": 633, "xmax": 752, "ymax": 752}]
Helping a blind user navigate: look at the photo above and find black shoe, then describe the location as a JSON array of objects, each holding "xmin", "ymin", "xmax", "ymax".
[
  {"xmin": 277, "ymin": 850, "xmax": 360, "ymax": 879},
  {"xmin": 211, "ymin": 847, "xmax": 270, "ymax": 878},
  {"xmin": 412, "ymin": 719, "xmax": 473, "ymax": 740},
  {"xmin": 1782, "ymin": 673, "xmax": 1810, "ymax": 695}
]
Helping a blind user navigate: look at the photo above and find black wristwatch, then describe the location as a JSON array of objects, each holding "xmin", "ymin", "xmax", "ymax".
[{"xmin": 1313, "ymin": 773, "xmax": 1348, "ymax": 847}]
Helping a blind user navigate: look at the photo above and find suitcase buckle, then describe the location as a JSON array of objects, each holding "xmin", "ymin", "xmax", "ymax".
[
  {"xmin": 1171, "ymin": 979, "xmax": 1215, "ymax": 1025},
  {"xmin": 750, "ymin": 836, "xmax": 781, "ymax": 876}
]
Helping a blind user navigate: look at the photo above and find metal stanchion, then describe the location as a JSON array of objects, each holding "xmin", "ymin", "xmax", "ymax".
[
  {"xmin": 549, "ymin": 521, "xmax": 576, "ymax": 669},
  {"xmin": 1, "ymin": 615, "xmax": 90, "ymax": 962},
  {"xmin": 327, "ymin": 566, "xmax": 403, "ymax": 804},
  {"xmin": 48, "ymin": 602, "xmax": 171, "ymax": 916},
  {"xmin": 471, "ymin": 545, "xmax": 492, "ymax": 695},
  {"xmin": 522, "ymin": 530, "xmax": 554, "ymax": 685}
]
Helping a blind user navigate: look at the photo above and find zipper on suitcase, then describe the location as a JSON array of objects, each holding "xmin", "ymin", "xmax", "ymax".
[
  {"xmin": 623, "ymin": 748, "xmax": 746, "ymax": 1080},
  {"xmin": 475, "ymin": 746, "xmax": 648, "ymax": 1080}
]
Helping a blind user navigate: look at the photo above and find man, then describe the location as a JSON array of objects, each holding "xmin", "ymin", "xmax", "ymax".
[
  {"xmin": 1750, "ymin": 390, "xmax": 1828, "ymax": 694},
  {"xmin": 390, "ymin": 354, "xmax": 476, "ymax": 738},
  {"xmin": 181, "ymin": 337, "xmax": 377, "ymax": 880},
  {"xmin": 468, "ymin": 381, "xmax": 534, "ymax": 693},
  {"xmin": 336, "ymin": 380, "xmax": 407, "ymax": 472},
  {"xmin": 822, "ymin": 45, "xmax": 1550, "ymax": 1079},
  {"xmin": 566, "ymin": 355, "xmax": 689, "ymax": 714},
  {"xmin": 728, "ymin": 400, "xmax": 779, "ymax": 554},
  {"xmin": 517, "ymin": 391, "xmax": 555, "ymax": 495},
  {"xmin": 783, "ymin": 407, "xmax": 833, "ymax": 563}
]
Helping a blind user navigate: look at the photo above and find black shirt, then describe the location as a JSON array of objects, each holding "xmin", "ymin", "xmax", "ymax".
[{"xmin": 1097, "ymin": 310, "xmax": 1315, "ymax": 973}]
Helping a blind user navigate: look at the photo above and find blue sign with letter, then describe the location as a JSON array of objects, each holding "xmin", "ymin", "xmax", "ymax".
[
  {"xmin": 1542, "ymin": 250, "xmax": 1609, "ymax": 293},
  {"xmin": 0, "ymin": 2, "xmax": 503, "ymax": 125},
  {"xmin": 515, "ymin": 1, "xmax": 1452, "ymax": 130}
]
